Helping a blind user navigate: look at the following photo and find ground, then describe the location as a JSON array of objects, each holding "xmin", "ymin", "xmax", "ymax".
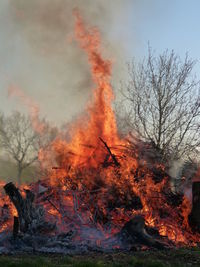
[{"xmin": 1, "ymin": 249, "xmax": 200, "ymax": 267}]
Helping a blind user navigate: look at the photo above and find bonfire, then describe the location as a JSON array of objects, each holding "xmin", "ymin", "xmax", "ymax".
[{"xmin": 0, "ymin": 11, "xmax": 199, "ymax": 254}]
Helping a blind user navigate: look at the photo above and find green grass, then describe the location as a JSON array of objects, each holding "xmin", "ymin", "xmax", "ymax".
[
  {"xmin": 0, "ymin": 257, "xmax": 171, "ymax": 267},
  {"xmin": 129, "ymin": 257, "xmax": 166, "ymax": 267},
  {"xmin": 1, "ymin": 249, "xmax": 200, "ymax": 267},
  {"xmin": 0, "ymin": 257, "xmax": 103, "ymax": 267}
]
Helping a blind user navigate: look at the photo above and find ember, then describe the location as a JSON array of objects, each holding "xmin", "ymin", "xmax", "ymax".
[{"xmin": 0, "ymin": 11, "xmax": 199, "ymax": 254}]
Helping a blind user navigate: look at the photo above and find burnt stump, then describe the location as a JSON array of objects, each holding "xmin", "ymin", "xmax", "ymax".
[{"xmin": 189, "ymin": 182, "xmax": 200, "ymax": 232}]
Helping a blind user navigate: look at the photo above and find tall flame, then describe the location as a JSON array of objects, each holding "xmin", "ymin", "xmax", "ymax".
[{"xmin": 38, "ymin": 11, "xmax": 121, "ymax": 180}]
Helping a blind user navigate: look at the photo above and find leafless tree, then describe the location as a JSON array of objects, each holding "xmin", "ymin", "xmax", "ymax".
[
  {"xmin": 120, "ymin": 48, "xmax": 200, "ymax": 161},
  {"xmin": 0, "ymin": 111, "xmax": 57, "ymax": 184}
]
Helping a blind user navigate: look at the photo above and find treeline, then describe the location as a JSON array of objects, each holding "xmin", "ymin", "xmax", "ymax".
[{"xmin": 0, "ymin": 111, "xmax": 57, "ymax": 184}]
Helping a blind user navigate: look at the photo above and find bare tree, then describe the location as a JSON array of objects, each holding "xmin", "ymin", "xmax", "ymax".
[
  {"xmin": 0, "ymin": 111, "xmax": 57, "ymax": 184},
  {"xmin": 120, "ymin": 48, "xmax": 200, "ymax": 161}
]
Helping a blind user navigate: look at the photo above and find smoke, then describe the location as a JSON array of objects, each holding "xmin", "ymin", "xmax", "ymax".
[{"xmin": 3, "ymin": 0, "xmax": 131, "ymax": 124}]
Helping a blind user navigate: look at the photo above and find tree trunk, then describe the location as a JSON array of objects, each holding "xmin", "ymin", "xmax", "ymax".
[{"xmin": 17, "ymin": 163, "xmax": 22, "ymax": 185}]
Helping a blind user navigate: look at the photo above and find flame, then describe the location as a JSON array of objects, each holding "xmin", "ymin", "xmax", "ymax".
[{"xmin": 38, "ymin": 10, "xmax": 122, "ymax": 184}]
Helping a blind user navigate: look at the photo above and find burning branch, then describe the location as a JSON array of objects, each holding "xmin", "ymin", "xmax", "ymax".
[{"xmin": 99, "ymin": 137, "xmax": 120, "ymax": 167}]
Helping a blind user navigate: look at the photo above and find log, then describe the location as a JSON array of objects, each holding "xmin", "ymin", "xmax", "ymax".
[
  {"xmin": 119, "ymin": 215, "xmax": 166, "ymax": 249},
  {"xmin": 4, "ymin": 182, "xmax": 29, "ymax": 232},
  {"xmin": 4, "ymin": 182, "xmax": 55, "ymax": 234},
  {"xmin": 188, "ymin": 182, "xmax": 200, "ymax": 232},
  {"xmin": 13, "ymin": 216, "xmax": 19, "ymax": 239}
]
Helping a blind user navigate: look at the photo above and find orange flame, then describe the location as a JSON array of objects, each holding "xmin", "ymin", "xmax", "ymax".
[{"xmin": 38, "ymin": 10, "xmax": 122, "ymax": 184}]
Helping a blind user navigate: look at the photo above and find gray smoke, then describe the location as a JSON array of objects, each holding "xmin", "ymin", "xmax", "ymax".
[{"xmin": 2, "ymin": 0, "xmax": 131, "ymax": 124}]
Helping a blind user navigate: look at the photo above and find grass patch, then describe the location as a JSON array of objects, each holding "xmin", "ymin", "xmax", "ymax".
[
  {"xmin": 129, "ymin": 257, "xmax": 166, "ymax": 267},
  {"xmin": 1, "ymin": 249, "xmax": 200, "ymax": 266},
  {"xmin": 0, "ymin": 256, "xmax": 52, "ymax": 267}
]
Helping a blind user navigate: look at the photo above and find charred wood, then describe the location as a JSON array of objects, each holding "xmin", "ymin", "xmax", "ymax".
[
  {"xmin": 188, "ymin": 182, "xmax": 200, "ymax": 232},
  {"xmin": 4, "ymin": 182, "xmax": 28, "ymax": 232},
  {"xmin": 4, "ymin": 182, "xmax": 55, "ymax": 234},
  {"xmin": 13, "ymin": 216, "xmax": 19, "ymax": 239},
  {"xmin": 99, "ymin": 137, "xmax": 120, "ymax": 167},
  {"xmin": 0, "ymin": 204, "xmax": 10, "ymax": 223},
  {"xmin": 119, "ymin": 215, "xmax": 167, "ymax": 249},
  {"xmin": 152, "ymin": 166, "xmax": 169, "ymax": 184},
  {"xmin": 164, "ymin": 191, "xmax": 183, "ymax": 208}
]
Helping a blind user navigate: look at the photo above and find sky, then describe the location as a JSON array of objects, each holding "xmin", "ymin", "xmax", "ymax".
[{"xmin": 0, "ymin": 0, "xmax": 200, "ymax": 125}]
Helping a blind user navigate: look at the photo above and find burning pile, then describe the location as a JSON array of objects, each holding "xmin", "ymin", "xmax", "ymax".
[{"xmin": 0, "ymin": 12, "xmax": 199, "ymax": 254}]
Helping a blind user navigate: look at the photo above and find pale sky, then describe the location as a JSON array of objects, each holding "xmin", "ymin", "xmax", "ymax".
[{"xmin": 0, "ymin": 0, "xmax": 200, "ymax": 125}]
